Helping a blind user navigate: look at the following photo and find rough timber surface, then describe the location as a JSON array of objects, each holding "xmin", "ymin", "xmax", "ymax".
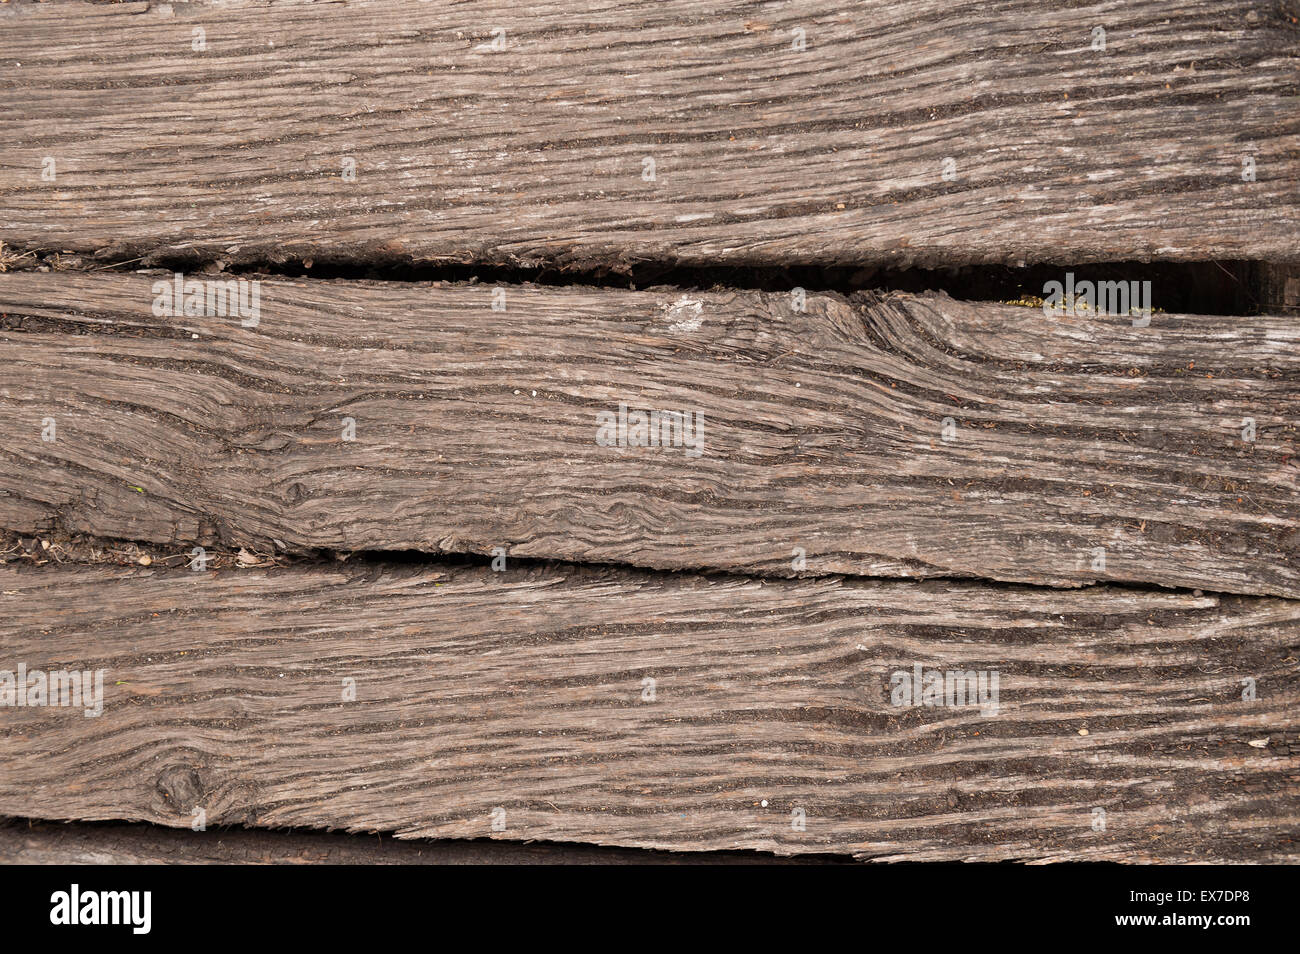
[
  {"xmin": 0, "ymin": 0, "xmax": 1297, "ymax": 269},
  {"xmin": 1, "ymin": 271, "xmax": 1297, "ymax": 595},
  {"xmin": 0, "ymin": 562, "xmax": 1297, "ymax": 863}
]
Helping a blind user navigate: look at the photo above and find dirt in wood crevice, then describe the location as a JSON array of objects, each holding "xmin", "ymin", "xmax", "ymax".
[{"xmin": 0, "ymin": 243, "xmax": 1269, "ymax": 316}]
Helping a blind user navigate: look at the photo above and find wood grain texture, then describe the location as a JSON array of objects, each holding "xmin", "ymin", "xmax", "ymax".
[
  {"xmin": 0, "ymin": 562, "xmax": 1296, "ymax": 862},
  {"xmin": 1, "ymin": 270, "xmax": 1297, "ymax": 595},
  {"xmin": 1, "ymin": 0, "xmax": 1297, "ymax": 269}
]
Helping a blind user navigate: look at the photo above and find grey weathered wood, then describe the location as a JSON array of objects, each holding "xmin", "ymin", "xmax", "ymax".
[
  {"xmin": 1256, "ymin": 262, "xmax": 1300, "ymax": 314},
  {"xmin": 1, "ymin": 0, "xmax": 1296, "ymax": 268},
  {"xmin": 0, "ymin": 562, "xmax": 1296, "ymax": 862},
  {"xmin": 1, "ymin": 270, "xmax": 1297, "ymax": 595}
]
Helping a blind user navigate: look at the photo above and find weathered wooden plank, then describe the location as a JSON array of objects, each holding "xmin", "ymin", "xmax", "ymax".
[
  {"xmin": 0, "ymin": 818, "xmax": 810, "ymax": 865},
  {"xmin": 0, "ymin": 562, "xmax": 1296, "ymax": 862},
  {"xmin": 1, "ymin": 0, "xmax": 1296, "ymax": 268},
  {"xmin": 1, "ymin": 271, "xmax": 1297, "ymax": 595},
  {"xmin": 1256, "ymin": 262, "xmax": 1300, "ymax": 314}
]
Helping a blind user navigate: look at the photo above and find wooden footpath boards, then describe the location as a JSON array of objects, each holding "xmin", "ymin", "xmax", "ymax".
[{"xmin": 0, "ymin": 0, "xmax": 1297, "ymax": 863}]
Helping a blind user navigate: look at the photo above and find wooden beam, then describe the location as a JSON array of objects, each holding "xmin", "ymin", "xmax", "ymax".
[
  {"xmin": 1255, "ymin": 262, "xmax": 1300, "ymax": 315},
  {"xmin": 1, "ymin": 0, "xmax": 1296, "ymax": 268},
  {"xmin": 1, "ymin": 271, "xmax": 1297, "ymax": 595},
  {"xmin": 0, "ymin": 562, "xmax": 1296, "ymax": 862}
]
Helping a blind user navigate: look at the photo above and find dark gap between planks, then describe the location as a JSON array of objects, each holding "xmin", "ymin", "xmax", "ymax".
[
  {"xmin": 2, "ymin": 244, "xmax": 1270, "ymax": 316},
  {"xmin": 0, "ymin": 530, "xmax": 1244, "ymax": 600}
]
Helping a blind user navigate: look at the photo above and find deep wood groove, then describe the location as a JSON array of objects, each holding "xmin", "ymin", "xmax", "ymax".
[{"xmin": 0, "ymin": 818, "xmax": 844, "ymax": 864}]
